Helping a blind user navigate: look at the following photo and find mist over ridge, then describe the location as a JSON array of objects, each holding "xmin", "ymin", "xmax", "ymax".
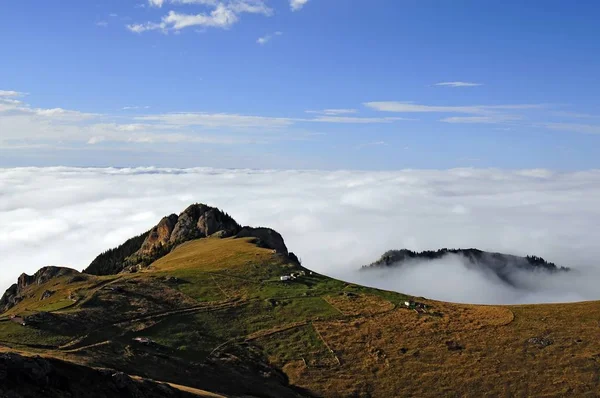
[{"xmin": 1, "ymin": 166, "xmax": 599, "ymax": 305}]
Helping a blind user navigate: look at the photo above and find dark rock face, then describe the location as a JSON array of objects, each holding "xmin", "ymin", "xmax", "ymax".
[
  {"xmin": 1, "ymin": 267, "xmax": 78, "ymax": 313},
  {"xmin": 0, "ymin": 284, "xmax": 19, "ymax": 312},
  {"xmin": 236, "ymin": 227, "xmax": 289, "ymax": 255},
  {"xmin": 0, "ymin": 352, "xmax": 197, "ymax": 398},
  {"xmin": 40, "ymin": 290, "xmax": 55, "ymax": 301},
  {"xmin": 197, "ymin": 207, "xmax": 240, "ymax": 239}
]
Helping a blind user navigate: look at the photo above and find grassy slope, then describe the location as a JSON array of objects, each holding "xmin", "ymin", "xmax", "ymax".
[{"xmin": 2, "ymin": 237, "xmax": 600, "ymax": 397}]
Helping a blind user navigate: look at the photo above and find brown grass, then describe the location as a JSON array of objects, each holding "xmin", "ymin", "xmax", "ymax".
[
  {"xmin": 283, "ymin": 301, "xmax": 600, "ymax": 397},
  {"xmin": 149, "ymin": 237, "xmax": 274, "ymax": 272},
  {"xmin": 324, "ymin": 294, "xmax": 395, "ymax": 317},
  {"xmin": 5, "ymin": 236, "xmax": 600, "ymax": 397}
]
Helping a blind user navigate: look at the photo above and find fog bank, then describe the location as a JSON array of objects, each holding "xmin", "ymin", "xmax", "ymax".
[{"xmin": 1, "ymin": 167, "xmax": 599, "ymax": 304}]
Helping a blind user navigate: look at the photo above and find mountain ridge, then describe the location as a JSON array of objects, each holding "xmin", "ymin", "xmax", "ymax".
[{"xmin": 2, "ymin": 203, "xmax": 600, "ymax": 397}]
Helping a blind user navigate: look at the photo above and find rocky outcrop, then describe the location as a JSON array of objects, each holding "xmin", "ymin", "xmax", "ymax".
[
  {"xmin": 85, "ymin": 204, "xmax": 241, "ymax": 276},
  {"xmin": 138, "ymin": 214, "xmax": 179, "ymax": 255},
  {"xmin": 127, "ymin": 204, "xmax": 242, "ymax": 268},
  {"xmin": 84, "ymin": 203, "xmax": 291, "ymax": 276},
  {"xmin": 0, "ymin": 284, "xmax": 19, "ymax": 312},
  {"xmin": 236, "ymin": 227, "xmax": 289, "ymax": 256},
  {"xmin": 0, "ymin": 352, "xmax": 198, "ymax": 398},
  {"xmin": 1, "ymin": 267, "xmax": 79, "ymax": 313},
  {"xmin": 168, "ymin": 204, "xmax": 241, "ymax": 245}
]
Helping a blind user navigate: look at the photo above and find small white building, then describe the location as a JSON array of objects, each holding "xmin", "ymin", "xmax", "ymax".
[
  {"xmin": 133, "ymin": 337, "xmax": 153, "ymax": 344},
  {"xmin": 404, "ymin": 301, "xmax": 411, "ymax": 307},
  {"xmin": 280, "ymin": 276, "xmax": 291, "ymax": 281}
]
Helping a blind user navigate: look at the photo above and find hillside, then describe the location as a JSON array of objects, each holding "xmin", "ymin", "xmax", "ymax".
[
  {"xmin": 362, "ymin": 248, "xmax": 570, "ymax": 291},
  {"xmin": 364, "ymin": 248, "xmax": 568, "ymax": 272},
  {"xmin": 2, "ymin": 204, "xmax": 600, "ymax": 397}
]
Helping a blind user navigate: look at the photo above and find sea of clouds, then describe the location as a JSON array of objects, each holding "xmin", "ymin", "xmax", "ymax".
[{"xmin": 1, "ymin": 167, "xmax": 599, "ymax": 305}]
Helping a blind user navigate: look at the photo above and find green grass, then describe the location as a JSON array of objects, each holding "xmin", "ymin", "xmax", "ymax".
[
  {"xmin": 36, "ymin": 299, "xmax": 77, "ymax": 313},
  {"xmin": 255, "ymin": 324, "xmax": 334, "ymax": 367},
  {"xmin": 0, "ymin": 321, "xmax": 72, "ymax": 347}
]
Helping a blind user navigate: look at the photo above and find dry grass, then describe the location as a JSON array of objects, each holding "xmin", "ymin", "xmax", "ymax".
[
  {"xmin": 284, "ymin": 301, "xmax": 600, "ymax": 397},
  {"xmin": 149, "ymin": 237, "xmax": 274, "ymax": 272},
  {"xmin": 5, "ymin": 236, "xmax": 600, "ymax": 397},
  {"xmin": 324, "ymin": 293, "xmax": 395, "ymax": 317}
]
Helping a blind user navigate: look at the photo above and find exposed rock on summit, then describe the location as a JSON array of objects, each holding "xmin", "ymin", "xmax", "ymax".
[
  {"xmin": 137, "ymin": 214, "xmax": 179, "ymax": 255},
  {"xmin": 84, "ymin": 203, "xmax": 290, "ymax": 276},
  {"xmin": 0, "ymin": 267, "xmax": 78, "ymax": 313},
  {"xmin": 237, "ymin": 227, "xmax": 289, "ymax": 256}
]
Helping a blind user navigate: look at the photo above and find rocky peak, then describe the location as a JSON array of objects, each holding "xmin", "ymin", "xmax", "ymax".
[
  {"xmin": 135, "ymin": 204, "xmax": 242, "ymax": 258},
  {"xmin": 84, "ymin": 203, "xmax": 292, "ymax": 276},
  {"xmin": 1, "ymin": 266, "xmax": 78, "ymax": 313},
  {"xmin": 137, "ymin": 214, "xmax": 179, "ymax": 255}
]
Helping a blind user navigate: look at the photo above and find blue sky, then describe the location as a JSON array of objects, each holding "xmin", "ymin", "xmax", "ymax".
[{"xmin": 1, "ymin": 0, "xmax": 599, "ymax": 169}]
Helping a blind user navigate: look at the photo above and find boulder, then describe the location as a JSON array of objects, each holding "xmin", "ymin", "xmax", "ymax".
[{"xmin": 40, "ymin": 290, "xmax": 55, "ymax": 301}]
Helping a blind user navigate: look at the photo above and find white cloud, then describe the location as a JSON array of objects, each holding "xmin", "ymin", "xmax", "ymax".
[
  {"xmin": 0, "ymin": 90, "xmax": 24, "ymax": 97},
  {"xmin": 441, "ymin": 115, "xmax": 521, "ymax": 124},
  {"xmin": 356, "ymin": 141, "xmax": 387, "ymax": 149},
  {"xmin": 306, "ymin": 109, "xmax": 358, "ymax": 116},
  {"xmin": 135, "ymin": 112, "xmax": 295, "ymax": 128},
  {"xmin": 1, "ymin": 168, "xmax": 600, "ymax": 306},
  {"xmin": 551, "ymin": 111, "xmax": 598, "ymax": 119},
  {"xmin": 434, "ymin": 81, "xmax": 482, "ymax": 88},
  {"xmin": 256, "ymin": 31, "xmax": 282, "ymax": 45},
  {"xmin": 96, "ymin": 21, "xmax": 109, "ymax": 27},
  {"xmin": 364, "ymin": 101, "xmax": 544, "ymax": 114},
  {"xmin": 308, "ymin": 116, "xmax": 407, "ymax": 124},
  {"xmin": 290, "ymin": 0, "xmax": 309, "ymax": 11},
  {"xmin": 256, "ymin": 35, "xmax": 270, "ymax": 45},
  {"xmin": 543, "ymin": 122, "xmax": 600, "ymax": 135},
  {"xmin": 365, "ymin": 101, "xmax": 547, "ymax": 125},
  {"xmin": 130, "ymin": 0, "xmax": 272, "ymax": 33},
  {"xmin": 32, "ymin": 108, "xmax": 98, "ymax": 121},
  {"xmin": 122, "ymin": 106, "xmax": 151, "ymax": 110},
  {"xmin": 148, "ymin": 0, "xmax": 165, "ymax": 7},
  {"xmin": 0, "ymin": 89, "xmax": 422, "ymax": 150}
]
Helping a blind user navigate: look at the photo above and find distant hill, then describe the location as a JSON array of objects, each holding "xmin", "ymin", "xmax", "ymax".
[
  {"xmin": 1, "ymin": 203, "xmax": 599, "ymax": 397},
  {"xmin": 362, "ymin": 248, "xmax": 569, "ymax": 287}
]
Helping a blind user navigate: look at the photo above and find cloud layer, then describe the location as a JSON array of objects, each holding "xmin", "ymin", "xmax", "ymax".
[{"xmin": 1, "ymin": 167, "xmax": 599, "ymax": 305}]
